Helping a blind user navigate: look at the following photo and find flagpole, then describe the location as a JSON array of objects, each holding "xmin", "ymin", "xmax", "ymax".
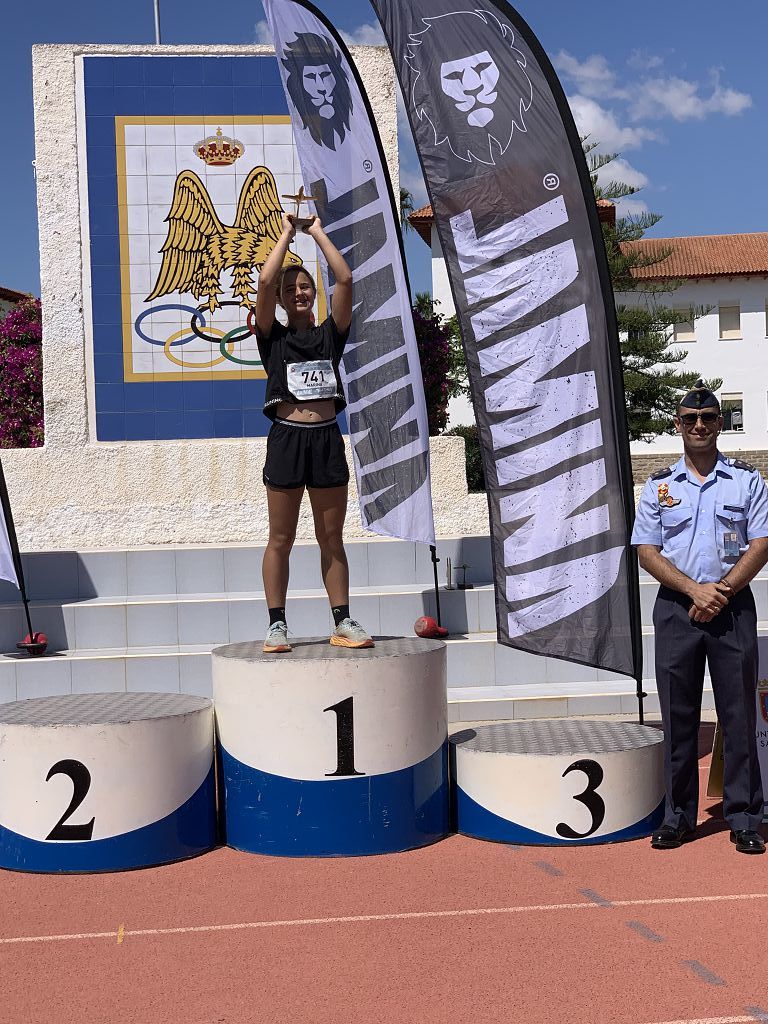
[
  {"xmin": 153, "ymin": 0, "xmax": 161, "ymax": 45},
  {"xmin": 430, "ymin": 545, "xmax": 442, "ymax": 628},
  {"xmin": 0, "ymin": 460, "xmax": 44, "ymax": 655}
]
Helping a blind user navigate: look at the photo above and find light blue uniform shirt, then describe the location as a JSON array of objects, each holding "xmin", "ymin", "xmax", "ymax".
[{"xmin": 631, "ymin": 452, "xmax": 768, "ymax": 582}]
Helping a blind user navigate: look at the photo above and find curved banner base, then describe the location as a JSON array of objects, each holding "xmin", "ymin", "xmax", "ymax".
[
  {"xmin": 0, "ymin": 762, "xmax": 217, "ymax": 873},
  {"xmin": 455, "ymin": 786, "xmax": 664, "ymax": 846},
  {"xmin": 220, "ymin": 743, "xmax": 449, "ymax": 857}
]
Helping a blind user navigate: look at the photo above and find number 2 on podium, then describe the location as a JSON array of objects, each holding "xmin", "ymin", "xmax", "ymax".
[
  {"xmin": 45, "ymin": 759, "xmax": 95, "ymax": 841},
  {"xmin": 324, "ymin": 696, "xmax": 365, "ymax": 777}
]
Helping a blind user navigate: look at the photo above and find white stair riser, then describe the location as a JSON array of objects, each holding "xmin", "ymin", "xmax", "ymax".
[
  {"xmin": 0, "ymin": 626, "xmax": 738, "ymax": 705},
  {"xmin": 0, "ymin": 649, "xmax": 717, "ymax": 722},
  {"xmin": 0, "ymin": 538, "xmax": 495, "ymax": 601},
  {"xmin": 7, "ymin": 577, "xmax": 768, "ymax": 655}
]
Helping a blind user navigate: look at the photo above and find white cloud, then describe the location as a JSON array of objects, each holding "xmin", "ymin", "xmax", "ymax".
[
  {"xmin": 629, "ymin": 73, "xmax": 751, "ymax": 121},
  {"xmin": 556, "ymin": 48, "xmax": 750, "ymax": 126},
  {"xmin": 615, "ymin": 197, "xmax": 650, "ymax": 218},
  {"xmin": 339, "ymin": 22, "xmax": 386, "ymax": 46},
  {"xmin": 568, "ymin": 95, "xmax": 658, "ymax": 151},
  {"xmin": 627, "ymin": 50, "xmax": 665, "ymax": 73},
  {"xmin": 254, "ymin": 19, "xmax": 272, "ymax": 45},
  {"xmin": 254, "ymin": 17, "xmax": 385, "ymax": 48},
  {"xmin": 554, "ymin": 50, "xmax": 626, "ymax": 100},
  {"xmin": 594, "ymin": 156, "xmax": 649, "ymax": 191}
]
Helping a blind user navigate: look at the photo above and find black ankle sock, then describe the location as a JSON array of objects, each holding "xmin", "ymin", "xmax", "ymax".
[
  {"xmin": 269, "ymin": 606, "xmax": 286, "ymax": 626},
  {"xmin": 332, "ymin": 604, "xmax": 350, "ymax": 627}
]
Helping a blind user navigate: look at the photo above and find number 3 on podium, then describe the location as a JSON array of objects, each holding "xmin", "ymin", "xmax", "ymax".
[{"xmin": 556, "ymin": 759, "xmax": 606, "ymax": 839}]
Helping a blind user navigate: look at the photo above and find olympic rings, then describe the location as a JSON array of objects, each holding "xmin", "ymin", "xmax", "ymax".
[
  {"xmin": 134, "ymin": 304, "xmax": 205, "ymax": 346},
  {"xmin": 163, "ymin": 327, "xmax": 234, "ymax": 369},
  {"xmin": 134, "ymin": 301, "xmax": 260, "ymax": 366},
  {"xmin": 218, "ymin": 325, "xmax": 264, "ymax": 366},
  {"xmin": 245, "ymin": 307, "xmax": 260, "ymax": 337},
  {"xmin": 190, "ymin": 300, "xmax": 253, "ymax": 345}
]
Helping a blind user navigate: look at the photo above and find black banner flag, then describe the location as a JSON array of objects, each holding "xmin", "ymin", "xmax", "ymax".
[{"xmin": 370, "ymin": 0, "xmax": 641, "ymax": 679}]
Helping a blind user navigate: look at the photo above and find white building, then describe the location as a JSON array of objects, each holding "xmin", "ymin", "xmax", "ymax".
[
  {"xmin": 409, "ymin": 204, "xmax": 768, "ymax": 460},
  {"xmin": 620, "ymin": 231, "xmax": 768, "ymax": 457}
]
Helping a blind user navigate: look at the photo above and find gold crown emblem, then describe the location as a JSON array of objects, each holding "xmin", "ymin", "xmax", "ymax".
[{"xmin": 194, "ymin": 127, "xmax": 245, "ymax": 166}]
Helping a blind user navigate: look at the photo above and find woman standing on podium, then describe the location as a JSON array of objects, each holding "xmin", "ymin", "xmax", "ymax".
[{"xmin": 254, "ymin": 212, "xmax": 374, "ymax": 654}]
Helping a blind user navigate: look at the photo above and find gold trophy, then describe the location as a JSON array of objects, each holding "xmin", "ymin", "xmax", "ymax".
[{"xmin": 282, "ymin": 185, "xmax": 318, "ymax": 231}]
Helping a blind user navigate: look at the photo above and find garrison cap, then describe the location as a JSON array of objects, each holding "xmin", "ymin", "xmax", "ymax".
[{"xmin": 679, "ymin": 379, "xmax": 720, "ymax": 411}]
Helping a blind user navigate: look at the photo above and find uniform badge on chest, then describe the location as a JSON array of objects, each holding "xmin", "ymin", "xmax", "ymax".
[{"xmin": 657, "ymin": 482, "xmax": 681, "ymax": 508}]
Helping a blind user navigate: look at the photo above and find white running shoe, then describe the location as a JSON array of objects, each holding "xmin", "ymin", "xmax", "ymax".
[
  {"xmin": 330, "ymin": 617, "xmax": 375, "ymax": 649},
  {"xmin": 263, "ymin": 620, "xmax": 291, "ymax": 653}
]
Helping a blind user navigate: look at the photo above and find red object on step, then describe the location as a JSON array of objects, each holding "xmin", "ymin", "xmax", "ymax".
[
  {"xmin": 414, "ymin": 616, "xmax": 448, "ymax": 639},
  {"xmin": 16, "ymin": 631, "xmax": 48, "ymax": 657}
]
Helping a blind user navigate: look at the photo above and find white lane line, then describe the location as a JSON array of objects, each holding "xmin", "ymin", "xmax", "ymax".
[
  {"xmin": 642, "ymin": 1018, "xmax": 756, "ymax": 1024},
  {"xmin": 1, "ymin": 892, "xmax": 766, "ymax": 947}
]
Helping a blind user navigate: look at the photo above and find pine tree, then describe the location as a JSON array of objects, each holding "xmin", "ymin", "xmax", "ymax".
[
  {"xmin": 587, "ymin": 145, "xmax": 720, "ymax": 441},
  {"xmin": 399, "ymin": 187, "xmax": 415, "ymax": 233}
]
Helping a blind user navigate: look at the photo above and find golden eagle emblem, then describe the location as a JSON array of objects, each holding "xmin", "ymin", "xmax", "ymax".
[{"xmin": 146, "ymin": 166, "xmax": 302, "ymax": 312}]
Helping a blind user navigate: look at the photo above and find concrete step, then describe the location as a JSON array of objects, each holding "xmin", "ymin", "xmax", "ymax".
[
  {"xmin": 0, "ymin": 584, "xmax": 496, "ymax": 653},
  {"xmin": 7, "ymin": 577, "xmax": 768, "ymax": 656},
  {"xmin": 1, "ymin": 625, "xmax": 743, "ymax": 709},
  {"xmin": 0, "ymin": 643, "xmax": 682, "ymax": 720},
  {"xmin": 0, "ymin": 537, "xmax": 495, "ymax": 602}
]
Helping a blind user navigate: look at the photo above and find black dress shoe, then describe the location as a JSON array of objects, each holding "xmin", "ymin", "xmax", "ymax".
[
  {"xmin": 651, "ymin": 825, "xmax": 691, "ymax": 849},
  {"xmin": 730, "ymin": 830, "xmax": 766, "ymax": 854}
]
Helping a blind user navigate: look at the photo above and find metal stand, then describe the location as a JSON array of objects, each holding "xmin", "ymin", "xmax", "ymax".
[
  {"xmin": 636, "ymin": 675, "xmax": 646, "ymax": 726},
  {"xmin": 429, "ymin": 545, "xmax": 442, "ymax": 627}
]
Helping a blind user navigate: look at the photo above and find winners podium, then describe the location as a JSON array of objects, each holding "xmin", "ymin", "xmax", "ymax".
[
  {"xmin": 213, "ymin": 637, "xmax": 449, "ymax": 856},
  {"xmin": 451, "ymin": 720, "xmax": 665, "ymax": 846},
  {"xmin": 0, "ymin": 694, "xmax": 217, "ymax": 872}
]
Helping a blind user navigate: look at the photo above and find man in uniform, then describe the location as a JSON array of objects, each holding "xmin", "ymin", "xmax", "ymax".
[{"xmin": 632, "ymin": 381, "xmax": 768, "ymax": 853}]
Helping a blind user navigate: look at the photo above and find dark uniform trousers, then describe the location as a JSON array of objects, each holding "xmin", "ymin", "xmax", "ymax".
[{"xmin": 654, "ymin": 585, "xmax": 764, "ymax": 832}]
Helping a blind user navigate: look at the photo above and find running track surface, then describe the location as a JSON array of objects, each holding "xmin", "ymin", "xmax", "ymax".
[{"xmin": 2, "ymin": 722, "xmax": 767, "ymax": 1024}]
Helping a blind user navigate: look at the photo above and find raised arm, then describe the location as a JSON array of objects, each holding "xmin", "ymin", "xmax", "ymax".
[
  {"xmin": 255, "ymin": 214, "xmax": 296, "ymax": 337},
  {"xmin": 305, "ymin": 217, "xmax": 353, "ymax": 333}
]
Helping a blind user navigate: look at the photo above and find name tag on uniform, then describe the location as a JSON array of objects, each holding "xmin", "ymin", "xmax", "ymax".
[
  {"xmin": 286, "ymin": 360, "xmax": 336, "ymax": 401},
  {"xmin": 723, "ymin": 531, "xmax": 740, "ymax": 558}
]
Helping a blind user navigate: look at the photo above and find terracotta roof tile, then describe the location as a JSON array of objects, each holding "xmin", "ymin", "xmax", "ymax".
[
  {"xmin": 624, "ymin": 233, "xmax": 768, "ymax": 280},
  {"xmin": 410, "ymin": 203, "xmax": 433, "ymax": 220},
  {"xmin": 0, "ymin": 286, "xmax": 29, "ymax": 304},
  {"xmin": 408, "ymin": 203, "xmax": 434, "ymax": 245}
]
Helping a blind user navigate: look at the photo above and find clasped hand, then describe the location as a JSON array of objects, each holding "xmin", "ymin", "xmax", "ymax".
[
  {"xmin": 281, "ymin": 212, "xmax": 322, "ymax": 238},
  {"xmin": 688, "ymin": 581, "xmax": 730, "ymax": 622}
]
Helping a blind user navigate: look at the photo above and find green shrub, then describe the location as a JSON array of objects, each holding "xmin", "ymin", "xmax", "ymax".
[{"xmin": 445, "ymin": 424, "xmax": 485, "ymax": 493}]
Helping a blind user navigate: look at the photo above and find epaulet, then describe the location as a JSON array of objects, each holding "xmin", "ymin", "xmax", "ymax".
[
  {"xmin": 730, "ymin": 458, "xmax": 756, "ymax": 472},
  {"xmin": 649, "ymin": 466, "xmax": 673, "ymax": 481}
]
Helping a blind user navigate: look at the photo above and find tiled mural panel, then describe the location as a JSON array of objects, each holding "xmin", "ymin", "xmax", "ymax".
[{"xmin": 82, "ymin": 55, "xmax": 325, "ymax": 441}]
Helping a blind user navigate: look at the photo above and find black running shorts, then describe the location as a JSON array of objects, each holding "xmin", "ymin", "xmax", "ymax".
[{"xmin": 263, "ymin": 418, "xmax": 350, "ymax": 490}]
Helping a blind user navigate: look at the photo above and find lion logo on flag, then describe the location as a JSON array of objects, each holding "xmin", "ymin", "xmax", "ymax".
[
  {"xmin": 282, "ymin": 32, "xmax": 353, "ymax": 152},
  {"xmin": 405, "ymin": 8, "xmax": 533, "ymax": 166}
]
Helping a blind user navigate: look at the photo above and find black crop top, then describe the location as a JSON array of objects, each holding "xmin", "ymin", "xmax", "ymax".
[{"xmin": 256, "ymin": 316, "xmax": 349, "ymax": 420}]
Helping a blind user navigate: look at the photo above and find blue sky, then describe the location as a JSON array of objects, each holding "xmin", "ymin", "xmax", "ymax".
[{"xmin": 3, "ymin": 0, "xmax": 766, "ymax": 297}]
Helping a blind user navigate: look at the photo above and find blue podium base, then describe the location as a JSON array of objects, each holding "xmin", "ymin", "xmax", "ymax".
[
  {"xmin": 454, "ymin": 785, "xmax": 665, "ymax": 846},
  {"xmin": 0, "ymin": 763, "xmax": 218, "ymax": 873},
  {"xmin": 220, "ymin": 743, "xmax": 449, "ymax": 857}
]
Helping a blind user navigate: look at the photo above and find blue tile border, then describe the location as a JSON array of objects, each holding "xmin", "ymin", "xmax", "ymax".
[{"xmin": 83, "ymin": 55, "xmax": 286, "ymax": 442}]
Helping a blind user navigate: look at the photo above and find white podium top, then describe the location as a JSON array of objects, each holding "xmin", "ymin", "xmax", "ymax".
[
  {"xmin": 0, "ymin": 693, "xmax": 211, "ymax": 727},
  {"xmin": 212, "ymin": 636, "xmax": 445, "ymax": 663},
  {"xmin": 451, "ymin": 720, "xmax": 664, "ymax": 755}
]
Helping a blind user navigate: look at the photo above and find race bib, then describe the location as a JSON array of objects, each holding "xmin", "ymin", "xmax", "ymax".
[{"xmin": 286, "ymin": 360, "xmax": 336, "ymax": 401}]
